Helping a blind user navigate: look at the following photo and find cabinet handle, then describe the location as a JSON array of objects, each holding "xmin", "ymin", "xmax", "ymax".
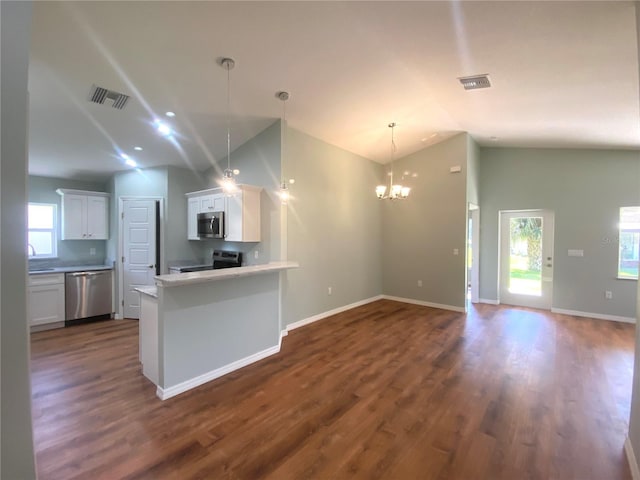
[{"xmin": 82, "ymin": 233, "xmax": 87, "ymax": 238}]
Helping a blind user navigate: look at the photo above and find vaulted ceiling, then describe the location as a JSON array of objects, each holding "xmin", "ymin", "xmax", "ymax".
[{"xmin": 29, "ymin": 1, "xmax": 639, "ymax": 181}]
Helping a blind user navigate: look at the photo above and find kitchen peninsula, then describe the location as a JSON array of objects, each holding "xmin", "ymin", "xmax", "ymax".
[{"xmin": 137, "ymin": 261, "xmax": 298, "ymax": 400}]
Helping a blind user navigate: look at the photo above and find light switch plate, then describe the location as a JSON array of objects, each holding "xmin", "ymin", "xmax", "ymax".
[{"xmin": 568, "ymin": 249, "xmax": 584, "ymax": 257}]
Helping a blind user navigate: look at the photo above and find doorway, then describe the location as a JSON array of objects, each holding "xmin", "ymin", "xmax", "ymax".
[
  {"xmin": 468, "ymin": 204, "xmax": 479, "ymax": 304},
  {"xmin": 499, "ymin": 210, "xmax": 554, "ymax": 309},
  {"xmin": 118, "ymin": 198, "xmax": 162, "ymax": 319}
]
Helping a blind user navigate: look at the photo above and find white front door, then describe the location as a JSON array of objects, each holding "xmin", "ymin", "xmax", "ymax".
[
  {"xmin": 122, "ymin": 199, "xmax": 157, "ymax": 319},
  {"xmin": 499, "ymin": 210, "xmax": 554, "ymax": 309}
]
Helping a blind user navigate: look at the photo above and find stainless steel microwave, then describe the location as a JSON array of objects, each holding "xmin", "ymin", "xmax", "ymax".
[{"xmin": 197, "ymin": 211, "xmax": 224, "ymax": 239}]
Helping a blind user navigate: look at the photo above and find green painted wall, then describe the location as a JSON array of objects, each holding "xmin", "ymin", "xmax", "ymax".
[
  {"xmin": 625, "ymin": 0, "xmax": 640, "ymax": 471},
  {"xmin": 166, "ymin": 165, "xmax": 210, "ymax": 266},
  {"xmin": 1, "ymin": 2, "xmax": 36, "ymax": 477},
  {"xmin": 282, "ymin": 126, "xmax": 383, "ymax": 327},
  {"xmin": 382, "ymin": 133, "xmax": 470, "ymax": 310},
  {"xmin": 479, "ymin": 147, "xmax": 640, "ymax": 318},
  {"xmin": 203, "ymin": 120, "xmax": 282, "ymax": 265}
]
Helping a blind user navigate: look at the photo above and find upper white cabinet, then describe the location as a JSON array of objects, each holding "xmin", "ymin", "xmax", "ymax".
[
  {"xmin": 186, "ymin": 192, "xmax": 226, "ymax": 240},
  {"xmin": 56, "ymin": 189, "xmax": 109, "ymax": 240},
  {"xmin": 185, "ymin": 185, "xmax": 261, "ymax": 242},
  {"xmin": 225, "ymin": 185, "xmax": 261, "ymax": 242}
]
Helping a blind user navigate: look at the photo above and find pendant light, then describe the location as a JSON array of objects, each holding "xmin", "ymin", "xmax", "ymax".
[
  {"xmin": 376, "ymin": 122, "xmax": 410, "ymax": 200},
  {"xmin": 220, "ymin": 57, "xmax": 239, "ymax": 195},
  {"xmin": 277, "ymin": 91, "xmax": 294, "ymax": 205}
]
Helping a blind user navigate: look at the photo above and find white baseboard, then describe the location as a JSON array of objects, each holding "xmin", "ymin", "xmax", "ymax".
[
  {"xmin": 626, "ymin": 436, "xmax": 640, "ymax": 480},
  {"xmin": 286, "ymin": 295, "xmax": 384, "ymax": 332},
  {"xmin": 114, "ymin": 313, "xmax": 124, "ymax": 320},
  {"xmin": 156, "ymin": 342, "xmax": 281, "ymax": 400},
  {"xmin": 551, "ymin": 307, "xmax": 635, "ymax": 324},
  {"xmin": 381, "ymin": 295, "xmax": 466, "ymax": 313},
  {"xmin": 479, "ymin": 298, "xmax": 499, "ymax": 305}
]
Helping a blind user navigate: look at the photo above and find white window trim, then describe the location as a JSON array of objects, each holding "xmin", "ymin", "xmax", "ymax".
[
  {"xmin": 28, "ymin": 202, "xmax": 58, "ymax": 259},
  {"xmin": 617, "ymin": 206, "xmax": 640, "ymax": 280}
]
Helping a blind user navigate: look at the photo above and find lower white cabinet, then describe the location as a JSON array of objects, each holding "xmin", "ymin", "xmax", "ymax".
[
  {"xmin": 28, "ymin": 273, "xmax": 65, "ymax": 330},
  {"xmin": 139, "ymin": 293, "xmax": 159, "ymax": 384}
]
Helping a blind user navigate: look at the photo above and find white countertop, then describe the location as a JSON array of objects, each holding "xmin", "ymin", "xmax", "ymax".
[
  {"xmin": 154, "ymin": 261, "xmax": 299, "ymax": 287},
  {"xmin": 135, "ymin": 286, "xmax": 158, "ymax": 298},
  {"xmin": 28, "ymin": 265, "xmax": 113, "ymax": 275}
]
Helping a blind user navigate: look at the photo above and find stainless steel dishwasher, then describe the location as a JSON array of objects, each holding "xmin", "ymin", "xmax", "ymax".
[{"xmin": 65, "ymin": 270, "xmax": 113, "ymax": 321}]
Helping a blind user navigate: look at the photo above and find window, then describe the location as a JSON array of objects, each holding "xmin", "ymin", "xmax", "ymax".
[
  {"xmin": 618, "ymin": 206, "xmax": 640, "ymax": 279},
  {"xmin": 28, "ymin": 203, "xmax": 57, "ymax": 258}
]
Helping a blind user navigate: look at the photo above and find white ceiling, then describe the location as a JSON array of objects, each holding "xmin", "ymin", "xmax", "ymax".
[{"xmin": 29, "ymin": 1, "xmax": 640, "ymax": 181}]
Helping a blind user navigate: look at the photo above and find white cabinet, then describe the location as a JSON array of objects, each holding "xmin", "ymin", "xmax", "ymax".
[
  {"xmin": 199, "ymin": 193, "xmax": 225, "ymax": 213},
  {"xmin": 56, "ymin": 189, "xmax": 109, "ymax": 240},
  {"xmin": 186, "ymin": 193, "xmax": 226, "ymax": 240},
  {"xmin": 225, "ymin": 185, "xmax": 261, "ymax": 242},
  {"xmin": 139, "ymin": 292, "xmax": 159, "ymax": 384},
  {"xmin": 28, "ymin": 273, "xmax": 65, "ymax": 331},
  {"xmin": 187, "ymin": 197, "xmax": 200, "ymax": 240},
  {"xmin": 186, "ymin": 187, "xmax": 260, "ymax": 242}
]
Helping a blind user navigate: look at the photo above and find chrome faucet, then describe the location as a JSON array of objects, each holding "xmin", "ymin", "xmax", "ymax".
[{"xmin": 27, "ymin": 243, "xmax": 36, "ymax": 256}]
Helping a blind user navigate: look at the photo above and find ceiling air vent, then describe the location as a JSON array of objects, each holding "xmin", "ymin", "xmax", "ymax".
[
  {"xmin": 458, "ymin": 74, "xmax": 491, "ymax": 90},
  {"xmin": 88, "ymin": 84, "xmax": 131, "ymax": 110}
]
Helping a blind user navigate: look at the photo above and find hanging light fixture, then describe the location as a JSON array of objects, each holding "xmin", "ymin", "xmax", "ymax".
[
  {"xmin": 376, "ymin": 122, "xmax": 410, "ymax": 200},
  {"xmin": 277, "ymin": 91, "xmax": 294, "ymax": 205},
  {"xmin": 220, "ymin": 57, "xmax": 239, "ymax": 195}
]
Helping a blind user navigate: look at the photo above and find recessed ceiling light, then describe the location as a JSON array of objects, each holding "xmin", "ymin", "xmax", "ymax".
[
  {"xmin": 154, "ymin": 120, "xmax": 172, "ymax": 137},
  {"xmin": 125, "ymin": 158, "xmax": 137, "ymax": 167},
  {"xmin": 165, "ymin": 111, "xmax": 175, "ymax": 117},
  {"xmin": 134, "ymin": 146, "xmax": 143, "ymax": 151}
]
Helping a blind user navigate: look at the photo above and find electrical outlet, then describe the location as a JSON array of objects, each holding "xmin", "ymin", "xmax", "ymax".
[
  {"xmin": 254, "ymin": 250, "xmax": 259, "ymax": 259},
  {"xmin": 89, "ymin": 247, "xmax": 96, "ymax": 256},
  {"xmin": 605, "ymin": 290, "xmax": 613, "ymax": 300},
  {"xmin": 417, "ymin": 280, "xmax": 423, "ymax": 287},
  {"xmin": 453, "ymin": 248, "xmax": 459, "ymax": 255},
  {"xmin": 328, "ymin": 286, "xmax": 332, "ymax": 296}
]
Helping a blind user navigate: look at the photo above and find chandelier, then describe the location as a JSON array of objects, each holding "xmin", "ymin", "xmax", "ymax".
[{"xmin": 376, "ymin": 122, "xmax": 410, "ymax": 200}]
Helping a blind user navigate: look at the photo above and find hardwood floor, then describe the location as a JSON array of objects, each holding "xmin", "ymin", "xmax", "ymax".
[{"xmin": 30, "ymin": 300, "xmax": 634, "ymax": 479}]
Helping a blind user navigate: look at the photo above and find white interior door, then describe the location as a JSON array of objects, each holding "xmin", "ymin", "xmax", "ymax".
[
  {"xmin": 122, "ymin": 199, "xmax": 157, "ymax": 319},
  {"xmin": 499, "ymin": 210, "xmax": 554, "ymax": 309}
]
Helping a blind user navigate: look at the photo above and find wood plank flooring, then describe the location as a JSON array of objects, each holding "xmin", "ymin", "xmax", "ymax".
[{"xmin": 30, "ymin": 300, "xmax": 634, "ymax": 479}]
